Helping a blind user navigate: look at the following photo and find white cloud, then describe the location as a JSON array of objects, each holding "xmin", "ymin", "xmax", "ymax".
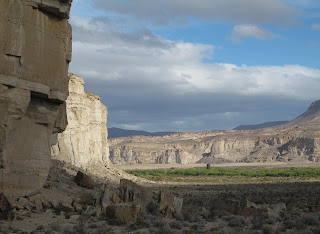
[
  {"xmin": 230, "ymin": 24, "xmax": 275, "ymax": 42},
  {"xmin": 70, "ymin": 17, "xmax": 320, "ymax": 103},
  {"xmin": 118, "ymin": 124, "xmax": 145, "ymax": 130},
  {"xmin": 93, "ymin": 0, "xmax": 299, "ymax": 26},
  {"xmin": 69, "ymin": 14, "xmax": 320, "ymax": 131},
  {"xmin": 312, "ymin": 24, "xmax": 320, "ymax": 30}
]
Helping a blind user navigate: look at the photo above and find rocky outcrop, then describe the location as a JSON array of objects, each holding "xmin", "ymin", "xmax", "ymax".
[
  {"xmin": 109, "ymin": 101, "xmax": 320, "ymax": 165},
  {"xmin": 0, "ymin": 0, "xmax": 72, "ymax": 196},
  {"xmin": 51, "ymin": 74, "xmax": 111, "ymax": 169}
]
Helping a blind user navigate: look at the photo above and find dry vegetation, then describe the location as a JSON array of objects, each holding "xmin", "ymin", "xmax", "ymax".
[{"xmin": 126, "ymin": 166, "xmax": 320, "ymax": 184}]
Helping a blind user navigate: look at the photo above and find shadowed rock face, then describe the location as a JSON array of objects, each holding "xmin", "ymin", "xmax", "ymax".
[
  {"xmin": 109, "ymin": 101, "xmax": 320, "ymax": 165},
  {"xmin": 51, "ymin": 74, "xmax": 111, "ymax": 169},
  {"xmin": 0, "ymin": 0, "xmax": 72, "ymax": 196}
]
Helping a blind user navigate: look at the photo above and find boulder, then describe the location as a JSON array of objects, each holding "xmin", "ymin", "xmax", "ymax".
[
  {"xmin": 159, "ymin": 191, "xmax": 183, "ymax": 218},
  {"xmin": 41, "ymin": 188, "xmax": 74, "ymax": 212},
  {"xmin": 111, "ymin": 193, "xmax": 122, "ymax": 204},
  {"xmin": 0, "ymin": 193, "xmax": 12, "ymax": 220},
  {"xmin": 18, "ymin": 197, "xmax": 35, "ymax": 210},
  {"xmin": 119, "ymin": 179, "xmax": 151, "ymax": 203},
  {"xmin": 105, "ymin": 202, "xmax": 141, "ymax": 223},
  {"xmin": 28, "ymin": 194, "xmax": 50, "ymax": 209},
  {"xmin": 75, "ymin": 171, "xmax": 97, "ymax": 189}
]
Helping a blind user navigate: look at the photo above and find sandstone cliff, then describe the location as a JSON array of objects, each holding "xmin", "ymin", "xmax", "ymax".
[
  {"xmin": 0, "ymin": 0, "xmax": 72, "ymax": 196},
  {"xmin": 51, "ymin": 74, "xmax": 111, "ymax": 169},
  {"xmin": 109, "ymin": 101, "xmax": 320, "ymax": 165}
]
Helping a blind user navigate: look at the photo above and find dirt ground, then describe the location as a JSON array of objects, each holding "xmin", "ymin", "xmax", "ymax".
[{"xmin": 2, "ymin": 162, "xmax": 320, "ymax": 233}]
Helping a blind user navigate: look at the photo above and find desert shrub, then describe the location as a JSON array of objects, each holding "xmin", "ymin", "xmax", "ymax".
[
  {"xmin": 300, "ymin": 214, "xmax": 319, "ymax": 226},
  {"xmin": 174, "ymin": 212, "xmax": 184, "ymax": 221},
  {"xmin": 169, "ymin": 220, "xmax": 183, "ymax": 230},
  {"xmin": 36, "ymin": 225, "xmax": 44, "ymax": 231},
  {"xmin": 63, "ymin": 227, "xmax": 78, "ymax": 234},
  {"xmin": 252, "ymin": 211, "xmax": 269, "ymax": 229},
  {"xmin": 206, "ymin": 164, "xmax": 211, "ymax": 169},
  {"xmin": 283, "ymin": 219, "xmax": 296, "ymax": 230},
  {"xmin": 49, "ymin": 222, "xmax": 61, "ymax": 232},
  {"xmin": 312, "ymin": 228, "xmax": 320, "ymax": 234},
  {"xmin": 262, "ymin": 224, "xmax": 275, "ymax": 234},
  {"xmin": 133, "ymin": 214, "xmax": 152, "ymax": 229},
  {"xmin": 227, "ymin": 215, "xmax": 247, "ymax": 228},
  {"xmin": 146, "ymin": 201, "xmax": 160, "ymax": 215},
  {"xmin": 92, "ymin": 223, "xmax": 113, "ymax": 234},
  {"xmin": 152, "ymin": 218, "xmax": 167, "ymax": 228},
  {"xmin": 106, "ymin": 218, "xmax": 123, "ymax": 226},
  {"xmin": 295, "ymin": 221, "xmax": 307, "ymax": 231},
  {"xmin": 156, "ymin": 224, "xmax": 171, "ymax": 234}
]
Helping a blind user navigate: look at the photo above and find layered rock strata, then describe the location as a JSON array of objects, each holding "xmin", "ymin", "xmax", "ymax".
[
  {"xmin": 109, "ymin": 101, "xmax": 320, "ymax": 165},
  {"xmin": 51, "ymin": 74, "xmax": 111, "ymax": 169},
  {"xmin": 0, "ymin": 0, "xmax": 72, "ymax": 196}
]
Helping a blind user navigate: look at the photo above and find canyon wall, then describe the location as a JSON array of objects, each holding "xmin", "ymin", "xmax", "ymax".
[
  {"xmin": 109, "ymin": 101, "xmax": 320, "ymax": 165},
  {"xmin": 52, "ymin": 74, "xmax": 111, "ymax": 169},
  {"xmin": 0, "ymin": 0, "xmax": 72, "ymax": 196}
]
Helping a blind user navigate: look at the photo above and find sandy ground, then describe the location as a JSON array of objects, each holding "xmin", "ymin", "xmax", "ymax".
[{"xmin": 117, "ymin": 161, "xmax": 320, "ymax": 170}]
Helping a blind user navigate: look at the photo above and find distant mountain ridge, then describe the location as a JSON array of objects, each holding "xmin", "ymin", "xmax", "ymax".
[
  {"xmin": 288, "ymin": 100, "xmax": 320, "ymax": 126},
  {"xmin": 108, "ymin": 127, "xmax": 177, "ymax": 138},
  {"xmin": 233, "ymin": 121, "xmax": 289, "ymax": 130}
]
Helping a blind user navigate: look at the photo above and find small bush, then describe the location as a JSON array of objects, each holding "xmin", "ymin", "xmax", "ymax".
[
  {"xmin": 300, "ymin": 214, "xmax": 319, "ymax": 226},
  {"xmin": 152, "ymin": 218, "xmax": 167, "ymax": 228},
  {"xmin": 283, "ymin": 220, "xmax": 296, "ymax": 230},
  {"xmin": 63, "ymin": 227, "xmax": 78, "ymax": 234},
  {"xmin": 262, "ymin": 224, "xmax": 275, "ymax": 234},
  {"xmin": 133, "ymin": 214, "xmax": 152, "ymax": 229},
  {"xmin": 147, "ymin": 201, "xmax": 160, "ymax": 215},
  {"xmin": 252, "ymin": 212, "xmax": 269, "ymax": 229},
  {"xmin": 169, "ymin": 220, "xmax": 183, "ymax": 230},
  {"xmin": 49, "ymin": 222, "xmax": 61, "ymax": 232},
  {"xmin": 227, "ymin": 216, "xmax": 247, "ymax": 228}
]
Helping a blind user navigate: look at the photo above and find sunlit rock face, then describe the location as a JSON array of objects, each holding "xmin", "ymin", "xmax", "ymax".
[
  {"xmin": 52, "ymin": 74, "xmax": 111, "ymax": 169},
  {"xmin": 0, "ymin": 0, "xmax": 72, "ymax": 196},
  {"xmin": 109, "ymin": 101, "xmax": 320, "ymax": 165}
]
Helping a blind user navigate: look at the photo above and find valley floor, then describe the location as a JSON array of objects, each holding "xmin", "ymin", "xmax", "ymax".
[{"xmin": 117, "ymin": 161, "xmax": 320, "ymax": 170}]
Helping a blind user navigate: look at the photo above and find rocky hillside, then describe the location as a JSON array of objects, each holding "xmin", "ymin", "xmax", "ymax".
[
  {"xmin": 233, "ymin": 121, "xmax": 289, "ymax": 130},
  {"xmin": 109, "ymin": 101, "xmax": 320, "ymax": 165},
  {"xmin": 51, "ymin": 74, "xmax": 111, "ymax": 169},
  {"xmin": 0, "ymin": 0, "xmax": 72, "ymax": 196}
]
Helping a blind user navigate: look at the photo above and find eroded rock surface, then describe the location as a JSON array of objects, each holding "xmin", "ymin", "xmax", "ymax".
[
  {"xmin": 51, "ymin": 74, "xmax": 111, "ymax": 169},
  {"xmin": 0, "ymin": 0, "xmax": 72, "ymax": 196},
  {"xmin": 109, "ymin": 101, "xmax": 320, "ymax": 165}
]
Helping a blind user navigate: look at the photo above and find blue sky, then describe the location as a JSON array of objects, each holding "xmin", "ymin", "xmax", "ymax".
[{"xmin": 69, "ymin": 0, "xmax": 320, "ymax": 132}]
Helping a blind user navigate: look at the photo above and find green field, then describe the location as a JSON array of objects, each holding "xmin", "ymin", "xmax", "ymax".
[{"xmin": 126, "ymin": 167, "xmax": 320, "ymax": 183}]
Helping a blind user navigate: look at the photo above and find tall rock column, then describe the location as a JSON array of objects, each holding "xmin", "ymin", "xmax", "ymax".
[
  {"xmin": 52, "ymin": 74, "xmax": 111, "ymax": 169},
  {"xmin": 0, "ymin": 0, "xmax": 72, "ymax": 196}
]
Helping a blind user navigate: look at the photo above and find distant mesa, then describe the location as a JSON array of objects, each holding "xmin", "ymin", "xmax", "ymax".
[
  {"xmin": 233, "ymin": 121, "xmax": 289, "ymax": 130},
  {"xmin": 109, "ymin": 100, "xmax": 320, "ymax": 165},
  {"xmin": 108, "ymin": 127, "xmax": 177, "ymax": 139}
]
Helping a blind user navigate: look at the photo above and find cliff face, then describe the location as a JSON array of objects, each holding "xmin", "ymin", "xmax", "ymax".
[
  {"xmin": 0, "ymin": 0, "xmax": 72, "ymax": 196},
  {"xmin": 52, "ymin": 74, "xmax": 111, "ymax": 169},
  {"xmin": 109, "ymin": 101, "xmax": 320, "ymax": 165}
]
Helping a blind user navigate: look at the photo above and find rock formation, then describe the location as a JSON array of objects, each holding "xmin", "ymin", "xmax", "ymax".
[
  {"xmin": 51, "ymin": 74, "xmax": 111, "ymax": 169},
  {"xmin": 109, "ymin": 101, "xmax": 320, "ymax": 165},
  {"xmin": 0, "ymin": 0, "xmax": 72, "ymax": 196}
]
